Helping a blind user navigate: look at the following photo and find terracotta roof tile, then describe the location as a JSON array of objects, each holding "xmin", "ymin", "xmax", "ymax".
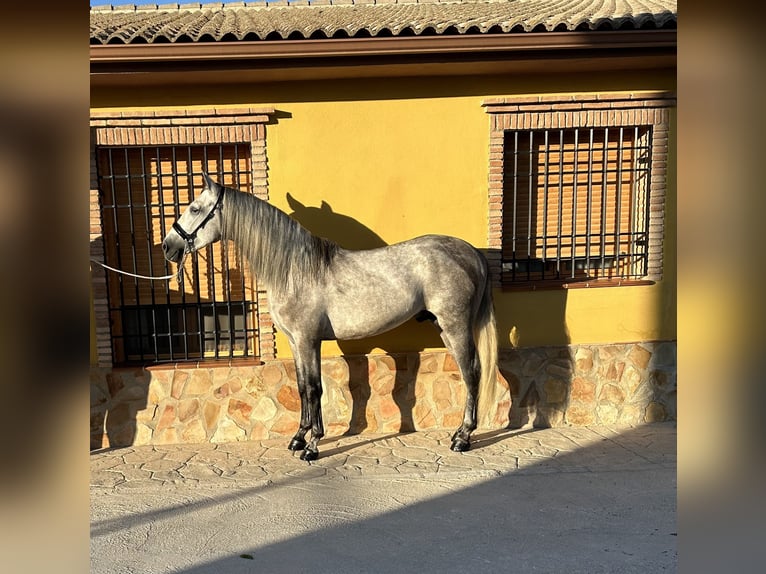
[{"xmin": 90, "ymin": 0, "xmax": 677, "ymax": 44}]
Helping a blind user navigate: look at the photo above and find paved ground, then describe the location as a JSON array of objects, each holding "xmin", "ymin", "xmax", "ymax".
[{"xmin": 91, "ymin": 423, "xmax": 677, "ymax": 573}]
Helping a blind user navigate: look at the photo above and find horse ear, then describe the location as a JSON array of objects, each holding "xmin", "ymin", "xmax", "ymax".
[{"xmin": 202, "ymin": 171, "xmax": 216, "ymax": 190}]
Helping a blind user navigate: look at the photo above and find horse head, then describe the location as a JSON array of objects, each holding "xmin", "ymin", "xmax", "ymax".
[{"xmin": 162, "ymin": 172, "xmax": 224, "ymax": 263}]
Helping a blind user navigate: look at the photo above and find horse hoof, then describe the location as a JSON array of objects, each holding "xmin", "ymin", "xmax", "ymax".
[
  {"xmin": 288, "ymin": 438, "xmax": 307, "ymax": 451},
  {"xmin": 300, "ymin": 448, "xmax": 319, "ymax": 462},
  {"xmin": 450, "ymin": 438, "xmax": 471, "ymax": 452}
]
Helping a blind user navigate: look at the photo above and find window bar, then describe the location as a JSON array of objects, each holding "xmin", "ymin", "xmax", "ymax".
[
  {"xmin": 511, "ymin": 131, "xmax": 519, "ymax": 282},
  {"xmin": 191, "ymin": 147, "xmax": 205, "ymax": 360},
  {"xmin": 541, "ymin": 130, "xmax": 549, "ymax": 279},
  {"xmin": 140, "ymin": 147, "xmax": 160, "ymax": 361},
  {"xmin": 586, "ymin": 129, "xmax": 594, "ymax": 274},
  {"xmin": 246, "ymin": 150, "xmax": 255, "ymax": 356},
  {"xmin": 570, "ymin": 129, "xmax": 579, "ymax": 279},
  {"xmin": 227, "ymin": 145, "xmax": 237, "ymax": 357},
  {"xmin": 173, "ymin": 147, "xmax": 188, "ymax": 360},
  {"xmin": 166, "ymin": 146, "xmax": 189, "ymax": 360},
  {"xmin": 228, "ymin": 144, "xmax": 239, "ymax": 357},
  {"xmin": 220, "ymin": 143, "xmax": 235, "ymax": 359},
  {"xmin": 641, "ymin": 127, "xmax": 654, "ymax": 277},
  {"xmin": 210, "ymin": 145, "xmax": 223, "ymax": 359},
  {"xmin": 526, "ymin": 131, "xmax": 534, "ymax": 282},
  {"xmin": 202, "ymin": 145, "xmax": 219, "ymax": 359},
  {"xmin": 96, "ymin": 150, "xmax": 118, "ymax": 362},
  {"xmin": 614, "ymin": 128, "xmax": 624, "ymax": 278},
  {"xmin": 165, "ymin": 146, "xmax": 182, "ymax": 360},
  {"xmin": 158, "ymin": 148, "xmax": 174, "ymax": 361},
  {"xmin": 177, "ymin": 147, "xmax": 190, "ymax": 359},
  {"xmin": 556, "ymin": 129, "xmax": 564, "ymax": 278},
  {"xmin": 233, "ymin": 143, "xmax": 248, "ymax": 357},
  {"xmin": 600, "ymin": 127, "xmax": 609, "ymax": 275},
  {"xmin": 630, "ymin": 126, "xmax": 642, "ymax": 278},
  {"xmin": 212, "ymin": 145, "xmax": 224, "ymax": 358},
  {"xmin": 105, "ymin": 149, "xmax": 126, "ymax": 360},
  {"xmin": 124, "ymin": 148, "xmax": 146, "ymax": 362}
]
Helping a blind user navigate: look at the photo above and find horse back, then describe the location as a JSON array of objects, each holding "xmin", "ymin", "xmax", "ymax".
[{"xmin": 318, "ymin": 235, "xmax": 487, "ymax": 339}]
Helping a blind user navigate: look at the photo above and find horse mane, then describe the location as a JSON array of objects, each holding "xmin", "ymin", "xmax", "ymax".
[{"xmin": 221, "ymin": 187, "xmax": 339, "ymax": 296}]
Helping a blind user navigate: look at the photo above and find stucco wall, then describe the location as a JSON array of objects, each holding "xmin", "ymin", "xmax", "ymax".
[{"xmin": 90, "ymin": 69, "xmax": 676, "ymax": 362}]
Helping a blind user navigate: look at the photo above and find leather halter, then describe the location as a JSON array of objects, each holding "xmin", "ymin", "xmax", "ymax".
[{"xmin": 172, "ymin": 187, "xmax": 224, "ymax": 253}]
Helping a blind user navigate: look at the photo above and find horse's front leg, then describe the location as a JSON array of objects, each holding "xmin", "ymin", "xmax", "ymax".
[
  {"xmin": 287, "ymin": 370, "xmax": 310, "ymax": 453},
  {"xmin": 301, "ymin": 367, "xmax": 324, "ymax": 461},
  {"xmin": 289, "ymin": 340, "xmax": 325, "ymax": 461}
]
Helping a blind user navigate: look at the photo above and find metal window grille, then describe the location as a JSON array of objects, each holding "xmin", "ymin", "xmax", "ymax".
[
  {"xmin": 502, "ymin": 126, "xmax": 652, "ymax": 287},
  {"xmin": 96, "ymin": 144, "xmax": 260, "ymax": 364}
]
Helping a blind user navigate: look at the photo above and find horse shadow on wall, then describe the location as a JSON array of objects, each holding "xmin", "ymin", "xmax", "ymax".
[{"xmin": 493, "ymin": 289, "xmax": 571, "ymax": 432}]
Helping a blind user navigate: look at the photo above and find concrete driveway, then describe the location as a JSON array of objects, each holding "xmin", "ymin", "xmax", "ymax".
[{"xmin": 90, "ymin": 423, "xmax": 676, "ymax": 573}]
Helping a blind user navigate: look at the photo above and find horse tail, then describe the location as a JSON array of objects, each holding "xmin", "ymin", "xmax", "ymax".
[{"xmin": 474, "ymin": 269, "xmax": 498, "ymax": 429}]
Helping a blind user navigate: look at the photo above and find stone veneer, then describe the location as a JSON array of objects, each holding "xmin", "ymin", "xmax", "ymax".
[{"xmin": 90, "ymin": 340, "xmax": 676, "ymax": 449}]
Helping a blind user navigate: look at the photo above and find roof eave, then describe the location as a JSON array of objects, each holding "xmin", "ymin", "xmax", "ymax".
[
  {"xmin": 91, "ymin": 30, "xmax": 675, "ymax": 67},
  {"xmin": 90, "ymin": 30, "xmax": 676, "ymax": 88}
]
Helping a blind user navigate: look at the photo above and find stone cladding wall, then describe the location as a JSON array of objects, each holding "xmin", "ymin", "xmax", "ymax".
[{"xmin": 90, "ymin": 341, "xmax": 676, "ymax": 449}]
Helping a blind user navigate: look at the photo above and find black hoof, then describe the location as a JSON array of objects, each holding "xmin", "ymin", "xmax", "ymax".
[
  {"xmin": 288, "ymin": 438, "xmax": 307, "ymax": 452},
  {"xmin": 300, "ymin": 448, "xmax": 319, "ymax": 462},
  {"xmin": 450, "ymin": 438, "xmax": 471, "ymax": 452}
]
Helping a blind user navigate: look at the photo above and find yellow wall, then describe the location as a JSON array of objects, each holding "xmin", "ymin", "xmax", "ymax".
[{"xmin": 91, "ymin": 70, "xmax": 676, "ymax": 360}]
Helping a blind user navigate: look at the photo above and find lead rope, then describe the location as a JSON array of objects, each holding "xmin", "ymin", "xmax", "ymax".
[{"xmin": 89, "ymin": 252, "xmax": 187, "ymax": 282}]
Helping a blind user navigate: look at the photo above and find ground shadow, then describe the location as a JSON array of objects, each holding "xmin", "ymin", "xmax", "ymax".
[
  {"xmin": 313, "ymin": 433, "xmax": 403, "ymax": 459},
  {"xmin": 90, "ymin": 425, "xmax": 677, "ymax": 573},
  {"xmin": 468, "ymin": 426, "xmax": 543, "ymax": 450}
]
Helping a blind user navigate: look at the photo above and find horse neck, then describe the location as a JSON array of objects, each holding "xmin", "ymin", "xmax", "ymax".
[{"xmin": 222, "ymin": 188, "xmax": 337, "ymax": 295}]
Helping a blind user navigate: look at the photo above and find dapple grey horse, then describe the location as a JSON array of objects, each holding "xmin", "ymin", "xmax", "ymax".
[{"xmin": 163, "ymin": 173, "xmax": 497, "ymax": 461}]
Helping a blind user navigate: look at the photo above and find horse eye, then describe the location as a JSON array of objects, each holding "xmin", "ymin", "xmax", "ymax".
[{"xmin": 190, "ymin": 206, "xmax": 200, "ymax": 215}]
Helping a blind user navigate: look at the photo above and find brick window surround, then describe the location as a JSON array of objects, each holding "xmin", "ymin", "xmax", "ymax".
[
  {"xmin": 483, "ymin": 91, "xmax": 675, "ymax": 290},
  {"xmin": 90, "ymin": 108, "xmax": 277, "ymax": 366}
]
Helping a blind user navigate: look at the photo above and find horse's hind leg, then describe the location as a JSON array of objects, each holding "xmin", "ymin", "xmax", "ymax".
[{"xmin": 439, "ymin": 325, "xmax": 481, "ymax": 452}]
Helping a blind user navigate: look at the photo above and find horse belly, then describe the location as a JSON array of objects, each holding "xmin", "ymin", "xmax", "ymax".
[{"xmin": 324, "ymin": 291, "xmax": 421, "ymax": 341}]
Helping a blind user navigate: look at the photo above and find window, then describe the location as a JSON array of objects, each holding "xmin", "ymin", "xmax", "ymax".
[
  {"xmin": 97, "ymin": 144, "xmax": 258, "ymax": 364},
  {"xmin": 485, "ymin": 92, "xmax": 673, "ymax": 289},
  {"xmin": 89, "ymin": 108, "xmax": 276, "ymax": 366},
  {"xmin": 503, "ymin": 126, "xmax": 651, "ymax": 284}
]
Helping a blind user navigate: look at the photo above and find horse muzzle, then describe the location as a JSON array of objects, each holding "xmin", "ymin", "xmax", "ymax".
[{"xmin": 162, "ymin": 235, "xmax": 186, "ymax": 263}]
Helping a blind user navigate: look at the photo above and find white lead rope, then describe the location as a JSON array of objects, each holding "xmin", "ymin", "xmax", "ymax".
[{"xmin": 90, "ymin": 255, "xmax": 186, "ymax": 281}]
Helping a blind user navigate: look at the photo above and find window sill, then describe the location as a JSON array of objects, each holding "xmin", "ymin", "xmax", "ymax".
[
  {"xmin": 139, "ymin": 357, "xmax": 264, "ymax": 371},
  {"xmin": 501, "ymin": 279, "xmax": 655, "ymax": 291}
]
